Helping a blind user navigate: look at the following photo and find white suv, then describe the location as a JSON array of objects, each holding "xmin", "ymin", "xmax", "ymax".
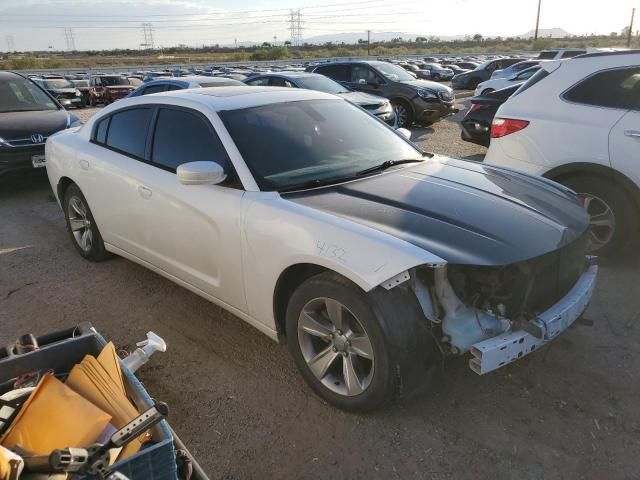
[{"xmin": 485, "ymin": 51, "xmax": 640, "ymax": 254}]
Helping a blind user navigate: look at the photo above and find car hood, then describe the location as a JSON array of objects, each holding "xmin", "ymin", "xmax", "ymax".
[
  {"xmin": 284, "ymin": 157, "xmax": 589, "ymax": 265},
  {"xmin": 400, "ymin": 79, "xmax": 451, "ymax": 92},
  {"xmin": 337, "ymin": 90, "xmax": 388, "ymax": 106},
  {"xmin": 0, "ymin": 109, "xmax": 69, "ymax": 139}
]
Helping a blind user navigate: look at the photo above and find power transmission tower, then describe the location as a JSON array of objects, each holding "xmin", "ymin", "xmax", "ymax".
[
  {"xmin": 64, "ymin": 28, "xmax": 76, "ymax": 51},
  {"xmin": 140, "ymin": 23, "xmax": 155, "ymax": 49},
  {"xmin": 289, "ymin": 9, "xmax": 303, "ymax": 46},
  {"xmin": 627, "ymin": 8, "xmax": 636, "ymax": 47},
  {"xmin": 5, "ymin": 35, "xmax": 15, "ymax": 52}
]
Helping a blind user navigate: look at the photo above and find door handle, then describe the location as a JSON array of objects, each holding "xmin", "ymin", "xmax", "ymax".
[
  {"xmin": 137, "ymin": 185, "xmax": 152, "ymax": 199},
  {"xmin": 79, "ymin": 159, "xmax": 89, "ymax": 170},
  {"xmin": 624, "ymin": 130, "xmax": 640, "ymax": 139}
]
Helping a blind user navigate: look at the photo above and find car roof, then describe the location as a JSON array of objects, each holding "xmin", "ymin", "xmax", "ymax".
[
  {"xmin": 125, "ymin": 86, "xmax": 338, "ymax": 111},
  {"xmin": 0, "ymin": 71, "xmax": 25, "ymax": 80},
  {"xmin": 249, "ymin": 71, "xmax": 322, "ymax": 79}
]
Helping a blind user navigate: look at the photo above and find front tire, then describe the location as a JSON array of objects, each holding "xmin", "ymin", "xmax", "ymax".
[
  {"xmin": 391, "ymin": 100, "xmax": 412, "ymax": 128},
  {"xmin": 286, "ymin": 272, "xmax": 397, "ymax": 412},
  {"xmin": 63, "ymin": 184, "xmax": 109, "ymax": 261},
  {"xmin": 562, "ymin": 176, "xmax": 638, "ymax": 255}
]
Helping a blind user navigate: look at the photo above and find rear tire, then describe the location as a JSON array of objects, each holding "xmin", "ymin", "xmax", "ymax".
[
  {"xmin": 63, "ymin": 184, "xmax": 109, "ymax": 261},
  {"xmin": 562, "ymin": 176, "xmax": 638, "ymax": 255},
  {"xmin": 286, "ymin": 272, "xmax": 397, "ymax": 412}
]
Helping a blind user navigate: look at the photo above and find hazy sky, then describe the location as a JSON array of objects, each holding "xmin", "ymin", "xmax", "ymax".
[{"xmin": 0, "ymin": 0, "xmax": 636, "ymax": 51}]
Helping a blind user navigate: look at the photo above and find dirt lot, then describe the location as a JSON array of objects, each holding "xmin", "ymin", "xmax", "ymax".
[{"xmin": 1, "ymin": 105, "xmax": 639, "ymax": 479}]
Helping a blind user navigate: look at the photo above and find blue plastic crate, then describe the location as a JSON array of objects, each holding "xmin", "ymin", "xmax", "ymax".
[{"xmin": 0, "ymin": 323, "xmax": 177, "ymax": 480}]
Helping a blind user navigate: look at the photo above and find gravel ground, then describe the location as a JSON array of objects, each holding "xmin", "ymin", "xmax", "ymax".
[{"xmin": 1, "ymin": 105, "xmax": 638, "ymax": 480}]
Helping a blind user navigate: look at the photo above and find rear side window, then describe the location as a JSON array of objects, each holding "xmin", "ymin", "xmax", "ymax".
[
  {"xmin": 245, "ymin": 77, "xmax": 270, "ymax": 86},
  {"xmin": 95, "ymin": 117, "xmax": 109, "ymax": 144},
  {"xmin": 561, "ymin": 50, "xmax": 585, "ymax": 58},
  {"xmin": 151, "ymin": 108, "xmax": 229, "ymax": 171},
  {"xmin": 269, "ymin": 77, "xmax": 294, "ymax": 88},
  {"xmin": 142, "ymin": 84, "xmax": 168, "ymax": 95},
  {"xmin": 513, "ymin": 68, "xmax": 550, "ymax": 97},
  {"xmin": 105, "ymin": 108, "xmax": 152, "ymax": 158},
  {"xmin": 315, "ymin": 64, "xmax": 349, "ymax": 82},
  {"xmin": 537, "ymin": 51, "xmax": 557, "ymax": 60},
  {"xmin": 564, "ymin": 67, "xmax": 640, "ymax": 110}
]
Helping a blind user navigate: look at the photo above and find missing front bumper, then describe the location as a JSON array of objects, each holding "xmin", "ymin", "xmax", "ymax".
[{"xmin": 468, "ymin": 264, "xmax": 598, "ymax": 375}]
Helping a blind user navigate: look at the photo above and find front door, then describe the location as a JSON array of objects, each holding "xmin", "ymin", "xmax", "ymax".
[{"xmin": 132, "ymin": 106, "xmax": 247, "ymax": 310}]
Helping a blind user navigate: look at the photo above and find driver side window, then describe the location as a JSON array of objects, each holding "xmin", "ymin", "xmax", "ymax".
[
  {"xmin": 350, "ymin": 65, "xmax": 379, "ymax": 84},
  {"xmin": 150, "ymin": 107, "xmax": 230, "ymax": 172}
]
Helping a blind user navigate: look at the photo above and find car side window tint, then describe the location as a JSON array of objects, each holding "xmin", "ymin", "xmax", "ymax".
[
  {"xmin": 350, "ymin": 65, "xmax": 377, "ymax": 83},
  {"xmin": 245, "ymin": 77, "xmax": 270, "ymax": 86},
  {"xmin": 269, "ymin": 77, "xmax": 295, "ymax": 88},
  {"xmin": 565, "ymin": 68, "xmax": 640, "ymax": 110},
  {"xmin": 95, "ymin": 117, "xmax": 109, "ymax": 144},
  {"xmin": 142, "ymin": 84, "xmax": 168, "ymax": 95},
  {"xmin": 561, "ymin": 50, "xmax": 585, "ymax": 58},
  {"xmin": 316, "ymin": 65, "xmax": 348, "ymax": 82},
  {"xmin": 151, "ymin": 108, "xmax": 230, "ymax": 171},
  {"xmin": 167, "ymin": 84, "xmax": 183, "ymax": 91},
  {"xmin": 105, "ymin": 108, "xmax": 152, "ymax": 158}
]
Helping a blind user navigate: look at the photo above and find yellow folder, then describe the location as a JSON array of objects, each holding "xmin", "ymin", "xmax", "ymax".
[
  {"xmin": 65, "ymin": 347, "xmax": 148, "ymax": 460},
  {"xmin": 0, "ymin": 373, "xmax": 112, "ymax": 455}
]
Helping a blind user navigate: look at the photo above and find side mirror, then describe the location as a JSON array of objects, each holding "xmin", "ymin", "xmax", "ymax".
[
  {"xmin": 396, "ymin": 128, "xmax": 411, "ymax": 140},
  {"xmin": 358, "ymin": 78, "xmax": 367, "ymax": 85},
  {"xmin": 177, "ymin": 161, "xmax": 226, "ymax": 185}
]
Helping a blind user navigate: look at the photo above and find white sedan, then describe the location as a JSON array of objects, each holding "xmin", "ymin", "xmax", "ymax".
[
  {"xmin": 474, "ymin": 66, "xmax": 541, "ymax": 96},
  {"xmin": 46, "ymin": 86, "xmax": 597, "ymax": 411}
]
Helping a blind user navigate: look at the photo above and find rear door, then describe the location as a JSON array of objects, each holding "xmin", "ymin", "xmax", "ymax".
[
  {"xmin": 608, "ymin": 68, "xmax": 640, "ymax": 188},
  {"xmin": 556, "ymin": 67, "xmax": 633, "ymax": 169}
]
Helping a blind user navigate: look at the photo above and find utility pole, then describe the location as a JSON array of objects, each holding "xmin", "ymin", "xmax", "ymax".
[
  {"xmin": 627, "ymin": 8, "xmax": 635, "ymax": 48},
  {"xmin": 367, "ymin": 29, "xmax": 371, "ymax": 56},
  {"xmin": 534, "ymin": 0, "xmax": 542, "ymax": 41}
]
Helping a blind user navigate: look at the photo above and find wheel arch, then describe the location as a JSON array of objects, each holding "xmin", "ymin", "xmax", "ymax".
[
  {"xmin": 543, "ymin": 162, "xmax": 640, "ymax": 212},
  {"xmin": 57, "ymin": 176, "xmax": 76, "ymax": 205},
  {"xmin": 273, "ymin": 263, "xmax": 333, "ymax": 338},
  {"xmin": 389, "ymin": 96, "xmax": 414, "ymax": 114}
]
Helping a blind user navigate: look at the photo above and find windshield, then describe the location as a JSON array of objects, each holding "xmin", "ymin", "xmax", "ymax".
[
  {"xmin": 100, "ymin": 76, "xmax": 130, "ymax": 86},
  {"xmin": 220, "ymin": 99, "xmax": 422, "ymax": 191},
  {"xmin": 0, "ymin": 77, "xmax": 58, "ymax": 113},
  {"xmin": 42, "ymin": 79, "xmax": 74, "ymax": 89},
  {"xmin": 372, "ymin": 62, "xmax": 416, "ymax": 82},
  {"xmin": 296, "ymin": 75, "xmax": 349, "ymax": 94}
]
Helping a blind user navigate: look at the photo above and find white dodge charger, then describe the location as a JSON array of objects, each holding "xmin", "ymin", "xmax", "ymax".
[{"xmin": 46, "ymin": 86, "xmax": 597, "ymax": 411}]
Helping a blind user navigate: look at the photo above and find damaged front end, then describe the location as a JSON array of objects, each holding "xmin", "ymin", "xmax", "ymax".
[{"xmin": 411, "ymin": 233, "xmax": 598, "ymax": 374}]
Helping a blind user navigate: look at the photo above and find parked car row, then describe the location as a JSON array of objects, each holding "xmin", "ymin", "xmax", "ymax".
[{"xmin": 4, "ymin": 49, "xmax": 636, "ymax": 413}]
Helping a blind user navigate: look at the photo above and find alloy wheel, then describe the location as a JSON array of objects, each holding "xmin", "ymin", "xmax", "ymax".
[
  {"xmin": 297, "ymin": 297, "xmax": 374, "ymax": 396},
  {"xmin": 393, "ymin": 103, "xmax": 408, "ymax": 128},
  {"xmin": 579, "ymin": 193, "xmax": 616, "ymax": 252},
  {"xmin": 67, "ymin": 195, "xmax": 93, "ymax": 253}
]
